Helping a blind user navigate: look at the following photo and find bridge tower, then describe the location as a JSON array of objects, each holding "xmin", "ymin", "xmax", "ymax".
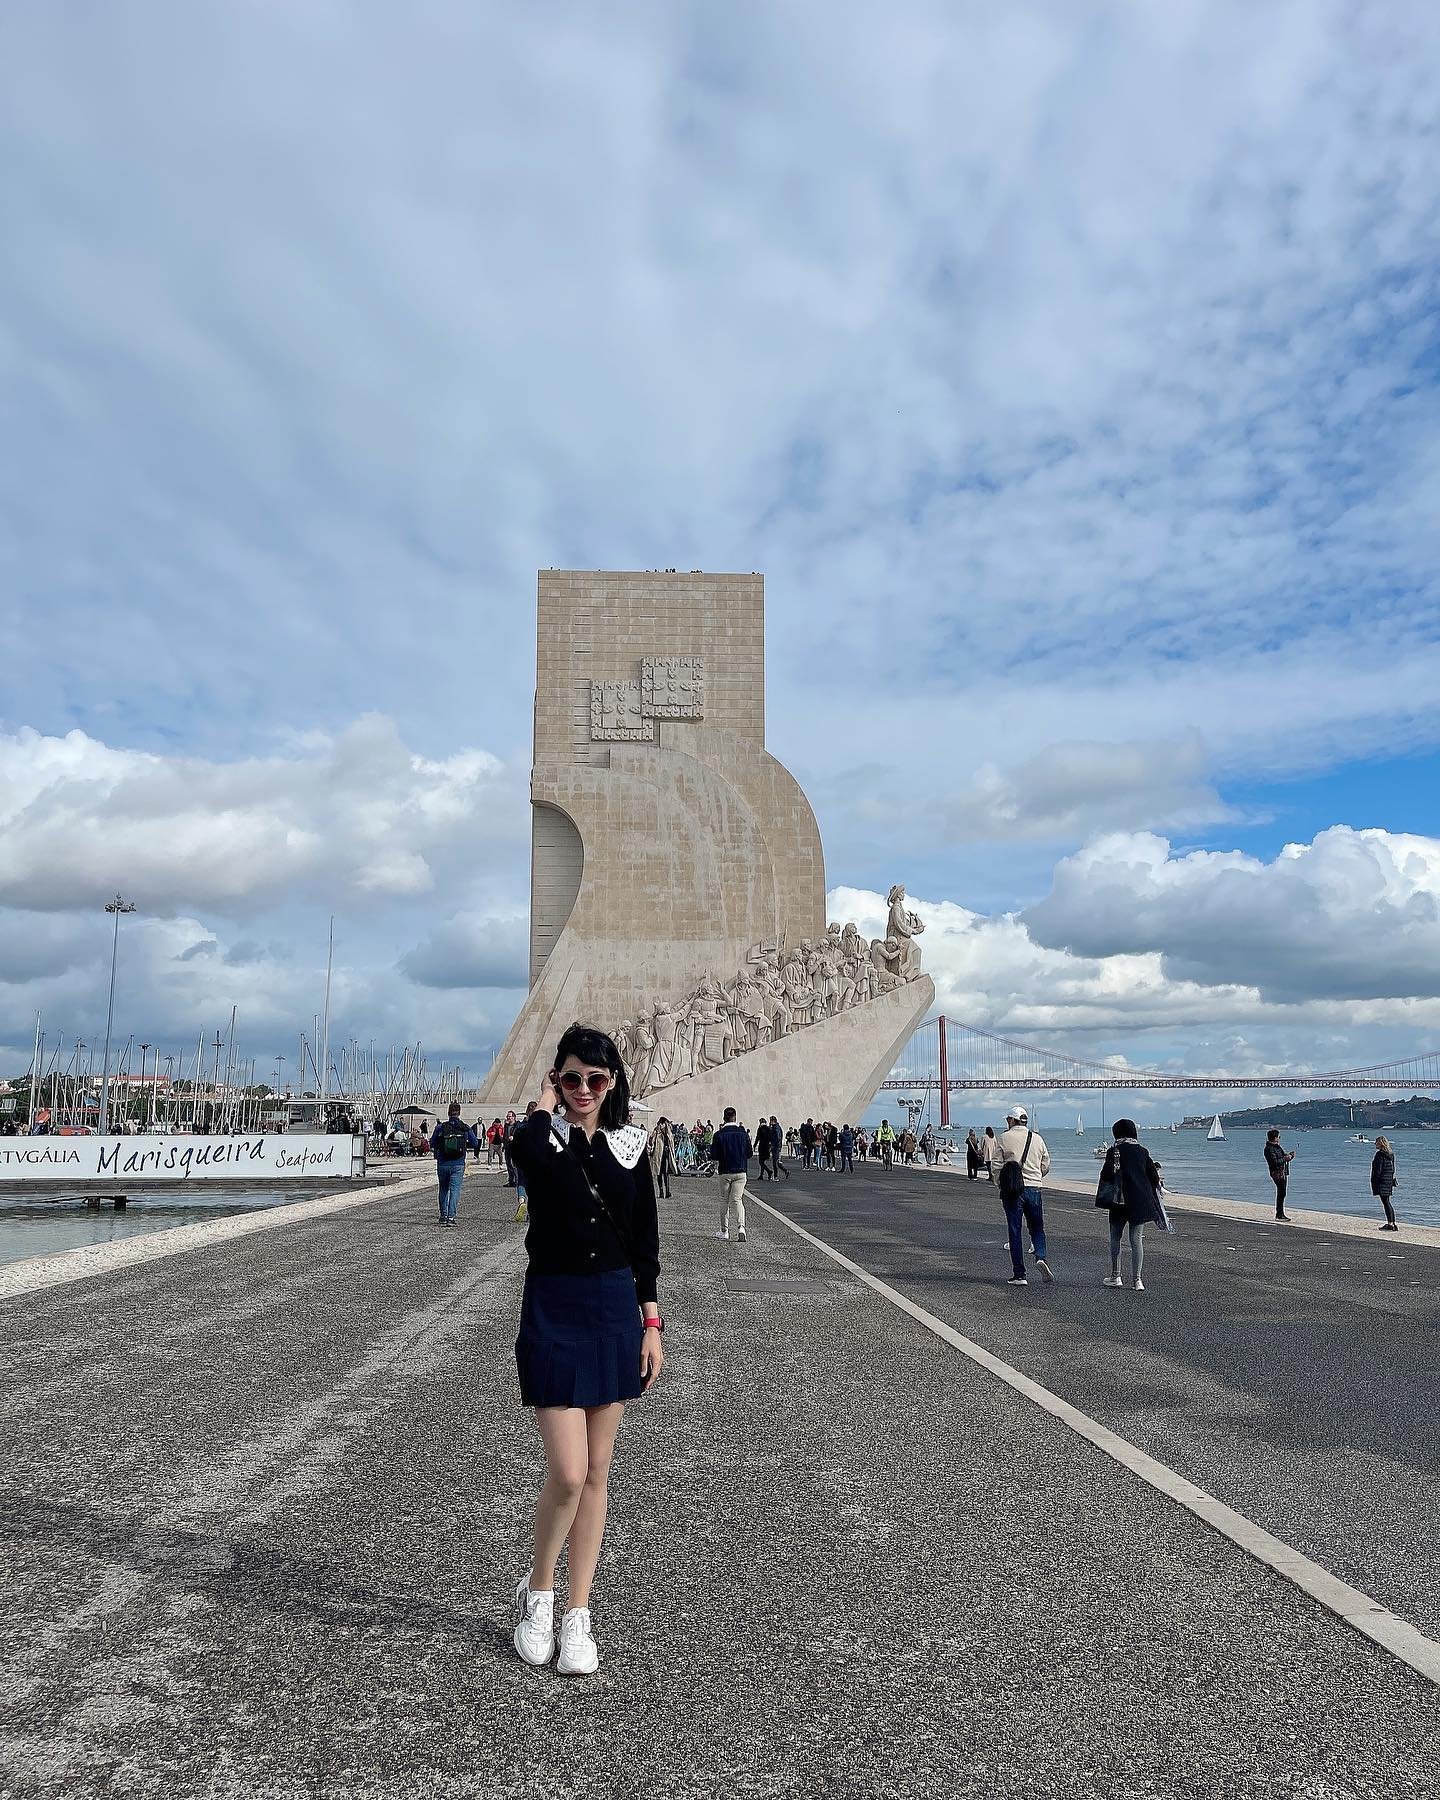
[{"xmin": 938, "ymin": 1015, "xmax": 949, "ymax": 1127}]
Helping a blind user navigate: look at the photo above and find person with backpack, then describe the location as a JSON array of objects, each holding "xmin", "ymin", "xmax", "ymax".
[
  {"xmin": 1096, "ymin": 1119, "xmax": 1166, "ymax": 1290},
  {"xmin": 838, "ymin": 1123, "xmax": 856, "ymax": 1172},
  {"xmin": 429, "ymin": 1102, "xmax": 479, "ymax": 1226},
  {"xmin": 993, "ymin": 1105, "xmax": 1053, "ymax": 1286}
]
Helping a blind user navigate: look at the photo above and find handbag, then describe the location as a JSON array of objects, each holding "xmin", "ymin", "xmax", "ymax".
[{"xmin": 1096, "ymin": 1146, "xmax": 1124, "ymax": 1210}]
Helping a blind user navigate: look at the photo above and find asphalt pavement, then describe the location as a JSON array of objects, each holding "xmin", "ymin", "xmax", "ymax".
[
  {"xmin": 1, "ymin": 1160, "xmax": 1437, "ymax": 1798},
  {"xmin": 762, "ymin": 1158, "xmax": 1440, "ymax": 1642}
]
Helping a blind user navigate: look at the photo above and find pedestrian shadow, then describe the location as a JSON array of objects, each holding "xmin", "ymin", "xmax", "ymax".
[{"xmin": 0, "ymin": 1492, "xmax": 512, "ymax": 1652}]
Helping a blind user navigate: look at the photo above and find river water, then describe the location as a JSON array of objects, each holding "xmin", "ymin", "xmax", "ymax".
[
  {"xmin": 856, "ymin": 1099, "xmax": 1440, "ymax": 1228},
  {"xmin": 0, "ymin": 1185, "xmax": 363, "ymax": 1270}
]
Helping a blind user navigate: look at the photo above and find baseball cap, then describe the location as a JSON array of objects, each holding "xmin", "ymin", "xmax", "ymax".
[{"xmin": 1006, "ymin": 1104, "xmax": 1028, "ymax": 1122}]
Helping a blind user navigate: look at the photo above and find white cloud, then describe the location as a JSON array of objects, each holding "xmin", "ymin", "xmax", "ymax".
[
  {"xmin": 2, "ymin": 0, "xmax": 1439, "ymax": 851},
  {"xmin": 399, "ymin": 911, "xmax": 529, "ymax": 990},
  {"xmin": 930, "ymin": 734, "xmax": 1234, "ymax": 843},
  {"xmin": 0, "ymin": 717, "xmax": 526, "ymax": 915},
  {"xmin": 829, "ymin": 875, "xmax": 1440, "ymax": 1086},
  {"xmin": 1023, "ymin": 827, "xmax": 1440, "ymax": 1002}
]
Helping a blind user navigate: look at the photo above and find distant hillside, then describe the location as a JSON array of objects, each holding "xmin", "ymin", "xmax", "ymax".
[{"xmin": 1179, "ymin": 1097, "xmax": 1440, "ymax": 1130}]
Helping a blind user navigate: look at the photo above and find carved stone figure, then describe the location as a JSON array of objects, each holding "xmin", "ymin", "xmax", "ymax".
[
  {"xmin": 684, "ymin": 973, "xmax": 730, "ymax": 1074},
  {"xmin": 870, "ymin": 936, "xmax": 905, "ymax": 991},
  {"xmin": 885, "ymin": 884, "xmax": 926, "ymax": 979},
  {"xmin": 756, "ymin": 957, "xmax": 793, "ymax": 1040},
  {"xmin": 632, "ymin": 1013, "xmax": 656, "ymax": 1097},
  {"xmin": 616, "ymin": 887, "xmax": 924, "ymax": 1087},
  {"xmin": 648, "ymin": 1002, "xmax": 684, "ymax": 1089},
  {"xmin": 614, "ymin": 1020, "xmax": 636, "ymax": 1084},
  {"xmin": 729, "ymin": 967, "xmax": 769, "ymax": 1052}
]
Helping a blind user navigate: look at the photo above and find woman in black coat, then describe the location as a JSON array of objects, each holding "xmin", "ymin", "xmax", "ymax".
[
  {"xmin": 1370, "ymin": 1136, "xmax": 1399, "ymax": 1231},
  {"xmin": 1096, "ymin": 1118, "xmax": 1166, "ymax": 1291}
]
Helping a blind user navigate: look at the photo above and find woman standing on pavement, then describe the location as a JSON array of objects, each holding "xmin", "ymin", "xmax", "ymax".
[
  {"xmin": 1097, "ymin": 1119, "xmax": 1166, "ymax": 1291},
  {"xmin": 1371, "ymin": 1135, "xmax": 1399, "ymax": 1231},
  {"xmin": 981, "ymin": 1124, "xmax": 998, "ymax": 1179},
  {"xmin": 508, "ymin": 1024, "xmax": 663, "ymax": 1677}
]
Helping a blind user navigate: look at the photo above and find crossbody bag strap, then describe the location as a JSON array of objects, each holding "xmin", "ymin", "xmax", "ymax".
[
  {"xmin": 1021, "ymin": 1129, "xmax": 1033, "ymax": 1172},
  {"xmin": 548, "ymin": 1119, "xmax": 635, "ymax": 1260}
]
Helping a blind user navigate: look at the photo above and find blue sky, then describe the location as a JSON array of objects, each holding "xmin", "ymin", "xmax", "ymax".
[{"xmin": 3, "ymin": 0, "xmax": 1440, "ymax": 1110}]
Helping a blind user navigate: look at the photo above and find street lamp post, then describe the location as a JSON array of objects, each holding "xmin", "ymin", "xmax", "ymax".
[{"xmin": 98, "ymin": 895, "xmax": 136, "ymax": 1136}]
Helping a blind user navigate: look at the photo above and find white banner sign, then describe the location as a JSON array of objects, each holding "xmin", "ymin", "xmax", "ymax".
[{"xmin": 0, "ymin": 1134, "xmax": 366, "ymax": 1184}]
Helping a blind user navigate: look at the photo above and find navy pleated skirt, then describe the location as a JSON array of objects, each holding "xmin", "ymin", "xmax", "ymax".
[{"xmin": 515, "ymin": 1270, "xmax": 644, "ymax": 1409}]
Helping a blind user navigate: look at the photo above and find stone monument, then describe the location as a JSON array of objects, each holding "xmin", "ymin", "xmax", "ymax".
[{"xmin": 481, "ymin": 570, "xmax": 935, "ymax": 1123}]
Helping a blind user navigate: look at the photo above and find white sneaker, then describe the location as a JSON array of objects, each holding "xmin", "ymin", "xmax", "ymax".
[
  {"xmin": 513, "ymin": 1576, "xmax": 555, "ymax": 1667},
  {"xmin": 1134, "ymin": 1279, "xmax": 1146, "ymax": 1291},
  {"xmin": 1103, "ymin": 1275, "xmax": 1123, "ymax": 1288},
  {"xmin": 557, "ymin": 1606, "xmax": 599, "ymax": 1675},
  {"xmin": 1036, "ymin": 1258, "xmax": 1054, "ymax": 1283},
  {"xmin": 737, "ymin": 1229, "xmax": 747, "ymax": 1242},
  {"xmin": 716, "ymin": 1229, "xmax": 729, "ymax": 1240}
]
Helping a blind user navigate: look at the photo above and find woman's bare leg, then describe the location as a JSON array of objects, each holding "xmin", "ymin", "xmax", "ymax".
[
  {"xmin": 529, "ymin": 1408, "xmax": 589, "ymax": 1590},
  {"xmin": 565, "ymin": 1403, "xmax": 626, "ymax": 1611}
]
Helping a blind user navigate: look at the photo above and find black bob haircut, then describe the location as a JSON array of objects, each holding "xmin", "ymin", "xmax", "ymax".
[
  {"xmin": 1112, "ymin": 1118, "xmax": 1139, "ymax": 1140},
  {"xmin": 552, "ymin": 1023, "xmax": 631, "ymax": 1131}
]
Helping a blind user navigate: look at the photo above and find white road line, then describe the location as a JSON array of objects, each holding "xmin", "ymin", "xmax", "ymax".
[{"xmin": 753, "ymin": 1191, "xmax": 1440, "ymax": 1688}]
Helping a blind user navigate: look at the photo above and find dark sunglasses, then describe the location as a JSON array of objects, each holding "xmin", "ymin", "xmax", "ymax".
[{"xmin": 557, "ymin": 1070, "xmax": 612, "ymax": 1093}]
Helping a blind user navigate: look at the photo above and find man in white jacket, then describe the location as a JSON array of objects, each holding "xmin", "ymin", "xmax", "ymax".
[{"xmin": 993, "ymin": 1105, "xmax": 1053, "ymax": 1286}]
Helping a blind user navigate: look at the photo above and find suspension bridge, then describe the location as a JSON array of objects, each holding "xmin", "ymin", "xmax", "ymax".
[{"xmin": 881, "ymin": 1017, "xmax": 1440, "ymax": 1126}]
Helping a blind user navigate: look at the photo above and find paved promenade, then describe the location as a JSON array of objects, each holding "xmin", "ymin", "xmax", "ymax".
[{"xmin": 2, "ymin": 1162, "xmax": 1437, "ymax": 1798}]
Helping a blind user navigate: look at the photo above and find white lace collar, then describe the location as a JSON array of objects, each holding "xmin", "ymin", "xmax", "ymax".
[{"xmin": 548, "ymin": 1115, "xmax": 649, "ymax": 1170}]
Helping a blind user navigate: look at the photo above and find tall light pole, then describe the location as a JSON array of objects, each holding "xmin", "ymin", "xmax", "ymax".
[{"xmin": 98, "ymin": 896, "xmax": 136, "ymax": 1135}]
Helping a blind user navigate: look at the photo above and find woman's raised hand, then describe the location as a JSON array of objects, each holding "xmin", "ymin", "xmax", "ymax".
[{"xmin": 538, "ymin": 1070, "xmax": 560, "ymax": 1113}]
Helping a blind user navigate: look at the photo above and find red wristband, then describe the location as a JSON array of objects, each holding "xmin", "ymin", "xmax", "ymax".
[{"xmin": 643, "ymin": 1317, "xmax": 663, "ymax": 1333}]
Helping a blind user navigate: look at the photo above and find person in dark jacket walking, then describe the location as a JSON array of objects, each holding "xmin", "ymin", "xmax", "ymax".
[
  {"xmin": 1097, "ymin": 1119, "xmax": 1167, "ymax": 1290},
  {"xmin": 429, "ymin": 1103, "xmax": 479, "ymax": 1226},
  {"xmin": 965, "ymin": 1129, "xmax": 981, "ymax": 1179},
  {"xmin": 838, "ymin": 1124, "xmax": 855, "ymax": 1172},
  {"xmin": 755, "ymin": 1118, "xmax": 773, "ymax": 1180},
  {"xmin": 1264, "ymin": 1128, "xmax": 1295, "ymax": 1220},
  {"xmin": 1371, "ymin": 1136, "xmax": 1399, "ymax": 1230},
  {"xmin": 767, "ymin": 1115, "xmax": 789, "ymax": 1179},
  {"xmin": 712, "ymin": 1107, "xmax": 753, "ymax": 1242}
]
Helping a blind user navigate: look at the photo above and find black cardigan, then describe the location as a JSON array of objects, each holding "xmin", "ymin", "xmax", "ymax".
[{"xmin": 510, "ymin": 1109, "xmax": 661, "ymax": 1304}]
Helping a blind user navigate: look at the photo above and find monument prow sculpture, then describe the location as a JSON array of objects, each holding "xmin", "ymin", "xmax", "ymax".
[{"xmin": 482, "ymin": 571, "xmax": 934, "ymax": 1123}]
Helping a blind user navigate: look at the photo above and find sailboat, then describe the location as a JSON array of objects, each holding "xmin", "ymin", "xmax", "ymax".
[
  {"xmin": 1207, "ymin": 1114, "xmax": 1225, "ymax": 1142},
  {"xmin": 1075, "ymin": 1112, "xmax": 1085, "ymax": 1136}
]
